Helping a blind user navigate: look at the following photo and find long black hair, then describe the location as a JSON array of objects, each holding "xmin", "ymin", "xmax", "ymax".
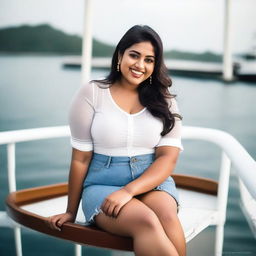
[{"xmin": 93, "ymin": 25, "xmax": 182, "ymax": 136}]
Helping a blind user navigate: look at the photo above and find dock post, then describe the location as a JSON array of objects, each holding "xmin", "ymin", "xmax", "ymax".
[
  {"xmin": 81, "ymin": 0, "xmax": 93, "ymax": 84},
  {"xmin": 75, "ymin": 1, "xmax": 93, "ymax": 255},
  {"xmin": 223, "ymin": 0, "xmax": 233, "ymax": 82}
]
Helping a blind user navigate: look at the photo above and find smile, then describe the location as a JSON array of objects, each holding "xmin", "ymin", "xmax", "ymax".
[{"xmin": 130, "ymin": 68, "xmax": 144, "ymax": 76}]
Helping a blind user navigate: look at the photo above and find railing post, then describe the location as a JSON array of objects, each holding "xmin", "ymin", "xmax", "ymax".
[
  {"xmin": 223, "ymin": 0, "xmax": 233, "ymax": 81},
  {"xmin": 215, "ymin": 152, "xmax": 231, "ymax": 256},
  {"xmin": 75, "ymin": 244, "xmax": 82, "ymax": 256},
  {"xmin": 8, "ymin": 143, "xmax": 17, "ymax": 192},
  {"xmin": 238, "ymin": 178, "xmax": 256, "ymax": 239},
  {"xmin": 81, "ymin": 0, "xmax": 93, "ymax": 84},
  {"xmin": 7, "ymin": 143, "xmax": 23, "ymax": 256}
]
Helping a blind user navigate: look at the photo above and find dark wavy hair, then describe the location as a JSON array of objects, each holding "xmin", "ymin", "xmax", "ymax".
[{"xmin": 93, "ymin": 25, "xmax": 182, "ymax": 136}]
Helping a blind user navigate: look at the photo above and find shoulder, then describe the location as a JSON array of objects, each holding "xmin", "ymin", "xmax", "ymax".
[
  {"xmin": 73, "ymin": 80, "xmax": 106, "ymax": 105},
  {"xmin": 91, "ymin": 79, "xmax": 110, "ymax": 91},
  {"xmin": 71, "ymin": 82, "xmax": 93, "ymax": 106},
  {"xmin": 79, "ymin": 80, "xmax": 100, "ymax": 95},
  {"xmin": 166, "ymin": 96, "xmax": 180, "ymax": 114}
]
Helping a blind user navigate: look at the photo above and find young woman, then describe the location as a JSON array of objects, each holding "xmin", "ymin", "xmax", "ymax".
[{"xmin": 47, "ymin": 25, "xmax": 186, "ymax": 256}]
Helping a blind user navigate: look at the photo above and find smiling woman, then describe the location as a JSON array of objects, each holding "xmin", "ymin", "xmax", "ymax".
[
  {"xmin": 47, "ymin": 25, "xmax": 185, "ymax": 256},
  {"xmin": 118, "ymin": 42, "xmax": 155, "ymax": 87}
]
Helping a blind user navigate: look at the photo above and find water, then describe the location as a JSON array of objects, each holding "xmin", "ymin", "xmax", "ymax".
[{"xmin": 0, "ymin": 55, "xmax": 255, "ymax": 256}]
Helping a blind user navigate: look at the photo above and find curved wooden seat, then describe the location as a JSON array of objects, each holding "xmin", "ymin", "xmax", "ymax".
[{"xmin": 6, "ymin": 174, "xmax": 218, "ymax": 251}]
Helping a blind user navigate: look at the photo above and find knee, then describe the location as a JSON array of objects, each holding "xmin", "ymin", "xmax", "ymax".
[
  {"xmin": 135, "ymin": 210, "xmax": 160, "ymax": 230},
  {"xmin": 158, "ymin": 210, "xmax": 179, "ymax": 225}
]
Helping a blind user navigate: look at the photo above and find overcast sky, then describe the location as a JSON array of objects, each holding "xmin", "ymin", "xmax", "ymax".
[{"xmin": 1, "ymin": 0, "xmax": 255, "ymax": 54}]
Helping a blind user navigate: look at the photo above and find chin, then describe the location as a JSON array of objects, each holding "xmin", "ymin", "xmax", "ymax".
[
  {"xmin": 129, "ymin": 76, "xmax": 147, "ymax": 86},
  {"xmin": 125, "ymin": 78, "xmax": 141, "ymax": 86}
]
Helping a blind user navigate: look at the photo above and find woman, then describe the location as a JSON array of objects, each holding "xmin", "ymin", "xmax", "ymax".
[{"xmin": 47, "ymin": 25, "xmax": 186, "ymax": 256}]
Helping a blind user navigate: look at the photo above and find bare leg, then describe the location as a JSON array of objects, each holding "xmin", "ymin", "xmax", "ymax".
[
  {"xmin": 137, "ymin": 191, "xmax": 186, "ymax": 256},
  {"xmin": 95, "ymin": 197, "xmax": 179, "ymax": 256}
]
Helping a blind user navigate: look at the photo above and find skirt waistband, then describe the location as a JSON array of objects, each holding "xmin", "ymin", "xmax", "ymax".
[{"xmin": 92, "ymin": 153, "xmax": 155, "ymax": 164}]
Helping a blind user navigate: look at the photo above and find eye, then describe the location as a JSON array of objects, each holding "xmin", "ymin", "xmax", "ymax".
[
  {"xmin": 145, "ymin": 58, "xmax": 154, "ymax": 64},
  {"xmin": 129, "ymin": 53, "xmax": 139, "ymax": 59}
]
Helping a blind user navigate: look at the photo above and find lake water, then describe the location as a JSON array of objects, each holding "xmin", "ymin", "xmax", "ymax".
[{"xmin": 0, "ymin": 55, "xmax": 255, "ymax": 256}]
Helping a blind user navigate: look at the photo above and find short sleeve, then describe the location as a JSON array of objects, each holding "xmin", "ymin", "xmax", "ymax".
[
  {"xmin": 68, "ymin": 82, "xmax": 95, "ymax": 151},
  {"xmin": 156, "ymin": 97, "xmax": 184, "ymax": 151}
]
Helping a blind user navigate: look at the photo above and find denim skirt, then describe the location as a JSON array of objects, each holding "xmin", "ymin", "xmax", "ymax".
[{"xmin": 82, "ymin": 153, "xmax": 179, "ymax": 225}]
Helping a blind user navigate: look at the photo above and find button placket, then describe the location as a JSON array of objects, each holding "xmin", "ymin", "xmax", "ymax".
[
  {"xmin": 127, "ymin": 116, "xmax": 134, "ymax": 156},
  {"xmin": 127, "ymin": 116, "xmax": 136, "ymax": 179}
]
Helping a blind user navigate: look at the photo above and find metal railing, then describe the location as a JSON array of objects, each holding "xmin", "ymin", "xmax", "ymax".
[
  {"xmin": 0, "ymin": 126, "xmax": 70, "ymax": 256},
  {"xmin": 0, "ymin": 125, "xmax": 255, "ymax": 256}
]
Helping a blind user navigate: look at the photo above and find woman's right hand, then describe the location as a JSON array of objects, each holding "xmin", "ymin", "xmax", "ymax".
[{"xmin": 46, "ymin": 212, "xmax": 75, "ymax": 231}]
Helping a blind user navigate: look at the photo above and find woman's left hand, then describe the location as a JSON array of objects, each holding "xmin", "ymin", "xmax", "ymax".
[{"xmin": 101, "ymin": 188, "xmax": 133, "ymax": 218}]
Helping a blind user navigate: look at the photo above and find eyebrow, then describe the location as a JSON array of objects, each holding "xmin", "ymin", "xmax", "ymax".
[{"xmin": 129, "ymin": 50, "xmax": 155, "ymax": 58}]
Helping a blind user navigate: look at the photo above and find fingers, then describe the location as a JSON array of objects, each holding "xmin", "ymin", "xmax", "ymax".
[
  {"xmin": 101, "ymin": 189, "xmax": 133, "ymax": 218},
  {"xmin": 56, "ymin": 219, "xmax": 64, "ymax": 228},
  {"xmin": 101, "ymin": 199, "xmax": 120, "ymax": 218},
  {"xmin": 46, "ymin": 216, "xmax": 61, "ymax": 231},
  {"xmin": 113, "ymin": 205, "xmax": 122, "ymax": 218},
  {"xmin": 107, "ymin": 203, "xmax": 116, "ymax": 217},
  {"xmin": 46, "ymin": 214, "xmax": 68, "ymax": 231},
  {"xmin": 46, "ymin": 213, "xmax": 74, "ymax": 232},
  {"xmin": 101, "ymin": 200, "xmax": 111, "ymax": 216}
]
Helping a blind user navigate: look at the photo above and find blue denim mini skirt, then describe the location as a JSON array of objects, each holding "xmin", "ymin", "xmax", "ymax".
[{"xmin": 82, "ymin": 153, "xmax": 179, "ymax": 225}]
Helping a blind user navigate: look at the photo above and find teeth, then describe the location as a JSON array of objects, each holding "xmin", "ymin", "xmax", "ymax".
[{"xmin": 131, "ymin": 69, "xmax": 143, "ymax": 75}]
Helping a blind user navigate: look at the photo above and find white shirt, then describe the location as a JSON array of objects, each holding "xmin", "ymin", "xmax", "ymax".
[{"xmin": 69, "ymin": 81, "xmax": 183, "ymax": 156}]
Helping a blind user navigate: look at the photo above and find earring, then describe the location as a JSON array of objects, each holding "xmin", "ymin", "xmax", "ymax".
[
  {"xmin": 117, "ymin": 62, "xmax": 120, "ymax": 72},
  {"xmin": 149, "ymin": 76, "xmax": 152, "ymax": 84}
]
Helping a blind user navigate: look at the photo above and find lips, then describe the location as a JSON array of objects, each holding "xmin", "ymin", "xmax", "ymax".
[{"xmin": 130, "ymin": 68, "xmax": 144, "ymax": 78}]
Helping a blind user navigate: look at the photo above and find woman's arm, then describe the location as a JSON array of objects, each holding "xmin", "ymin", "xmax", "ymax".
[
  {"xmin": 124, "ymin": 97, "xmax": 183, "ymax": 196},
  {"xmin": 47, "ymin": 148, "xmax": 92, "ymax": 231},
  {"xmin": 124, "ymin": 146, "xmax": 180, "ymax": 196},
  {"xmin": 66, "ymin": 149, "xmax": 93, "ymax": 215},
  {"xmin": 101, "ymin": 146, "xmax": 180, "ymax": 218},
  {"xmin": 47, "ymin": 83, "xmax": 95, "ymax": 230}
]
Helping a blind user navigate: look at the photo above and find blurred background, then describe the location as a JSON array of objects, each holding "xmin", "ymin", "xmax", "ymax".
[{"xmin": 0, "ymin": 0, "xmax": 256, "ymax": 255}]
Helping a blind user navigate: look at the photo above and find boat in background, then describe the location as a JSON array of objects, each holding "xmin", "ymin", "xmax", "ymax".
[{"xmin": 62, "ymin": 56, "xmax": 256, "ymax": 82}]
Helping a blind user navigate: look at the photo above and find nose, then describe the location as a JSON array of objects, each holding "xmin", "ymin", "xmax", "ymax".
[{"xmin": 134, "ymin": 58, "xmax": 144, "ymax": 70}]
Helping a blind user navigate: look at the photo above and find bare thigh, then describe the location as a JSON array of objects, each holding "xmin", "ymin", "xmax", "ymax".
[
  {"xmin": 95, "ymin": 197, "xmax": 162, "ymax": 237},
  {"xmin": 136, "ymin": 191, "xmax": 179, "ymax": 222},
  {"xmin": 136, "ymin": 191, "xmax": 186, "ymax": 256}
]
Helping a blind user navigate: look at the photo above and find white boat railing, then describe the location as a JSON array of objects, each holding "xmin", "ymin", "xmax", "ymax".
[
  {"xmin": 182, "ymin": 126, "xmax": 256, "ymax": 199},
  {"xmin": 0, "ymin": 125, "xmax": 255, "ymax": 256},
  {"xmin": 0, "ymin": 126, "xmax": 70, "ymax": 256}
]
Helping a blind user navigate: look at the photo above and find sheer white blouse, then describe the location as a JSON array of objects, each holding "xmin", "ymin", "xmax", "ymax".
[{"xmin": 69, "ymin": 81, "xmax": 183, "ymax": 156}]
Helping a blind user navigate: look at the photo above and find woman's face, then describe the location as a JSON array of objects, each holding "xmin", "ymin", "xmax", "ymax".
[{"xmin": 119, "ymin": 41, "xmax": 155, "ymax": 87}]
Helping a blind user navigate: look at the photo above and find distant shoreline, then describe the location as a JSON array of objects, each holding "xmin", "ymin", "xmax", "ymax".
[
  {"xmin": 1, "ymin": 24, "xmax": 253, "ymax": 62},
  {"xmin": 0, "ymin": 24, "xmax": 223, "ymax": 63},
  {"xmin": 0, "ymin": 52, "xmax": 80, "ymax": 56}
]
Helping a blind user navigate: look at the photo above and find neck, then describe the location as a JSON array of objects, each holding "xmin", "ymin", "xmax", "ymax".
[{"xmin": 114, "ymin": 78, "xmax": 139, "ymax": 92}]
